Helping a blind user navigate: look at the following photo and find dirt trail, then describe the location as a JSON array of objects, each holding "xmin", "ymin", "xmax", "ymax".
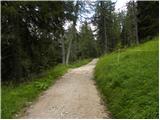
[{"xmin": 22, "ymin": 59, "xmax": 110, "ymax": 119}]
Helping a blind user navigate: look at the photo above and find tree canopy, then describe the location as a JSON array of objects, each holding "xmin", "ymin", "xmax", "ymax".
[{"xmin": 1, "ymin": 1, "xmax": 159, "ymax": 83}]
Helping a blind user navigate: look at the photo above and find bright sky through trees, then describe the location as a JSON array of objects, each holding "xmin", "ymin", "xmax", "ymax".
[
  {"xmin": 114, "ymin": 0, "xmax": 128, "ymax": 12},
  {"xmin": 64, "ymin": 0, "xmax": 128, "ymax": 32}
]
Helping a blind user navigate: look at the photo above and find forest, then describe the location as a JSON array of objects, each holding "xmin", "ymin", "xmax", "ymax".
[
  {"xmin": 1, "ymin": 0, "xmax": 159, "ymax": 119},
  {"xmin": 2, "ymin": 1, "xmax": 158, "ymax": 83}
]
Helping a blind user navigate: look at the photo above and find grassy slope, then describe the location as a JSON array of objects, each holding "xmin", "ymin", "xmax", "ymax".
[
  {"xmin": 2, "ymin": 59, "xmax": 91, "ymax": 118},
  {"xmin": 95, "ymin": 37, "xmax": 159, "ymax": 119}
]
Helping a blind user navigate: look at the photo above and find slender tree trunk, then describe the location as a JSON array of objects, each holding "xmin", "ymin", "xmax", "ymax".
[
  {"xmin": 133, "ymin": 1, "xmax": 139, "ymax": 44},
  {"xmin": 104, "ymin": 17, "xmax": 107, "ymax": 53},
  {"xmin": 66, "ymin": 38, "xmax": 72, "ymax": 65},
  {"xmin": 135, "ymin": 19, "xmax": 139, "ymax": 44},
  {"xmin": 101, "ymin": 1, "xmax": 107, "ymax": 54},
  {"xmin": 61, "ymin": 35, "xmax": 65, "ymax": 64}
]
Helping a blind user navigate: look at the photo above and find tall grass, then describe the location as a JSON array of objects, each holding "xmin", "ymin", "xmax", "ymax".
[
  {"xmin": 1, "ymin": 59, "xmax": 91, "ymax": 118},
  {"xmin": 94, "ymin": 37, "xmax": 159, "ymax": 118}
]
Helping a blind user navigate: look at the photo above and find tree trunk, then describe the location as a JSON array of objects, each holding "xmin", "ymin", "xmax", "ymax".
[
  {"xmin": 66, "ymin": 38, "xmax": 72, "ymax": 65},
  {"xmin": 101, "ymin": 1, "xmax": 107, "ymax": 54},
  {"xmin": 133, "ymin": 1, "xmax": 139, "ymax": 44},
  {"xmin": 104, "ymin": 18, "xmax": 107, "ymax": 53},
  {"xmin": 135, "ymin": 19, "xmax": 139, "ymax": 44},
  {"xmin": 61, "ymin": 35, "xmax": 65, "ymax": 64}
]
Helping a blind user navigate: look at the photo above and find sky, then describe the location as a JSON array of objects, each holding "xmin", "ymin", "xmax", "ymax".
[
  {"xmin": 114, "ymin": 0, "xmax": 129, "ymax": 12},
  {"xmin": 64, "ymin": 0, "xmax": 129, "ymax": 32}
]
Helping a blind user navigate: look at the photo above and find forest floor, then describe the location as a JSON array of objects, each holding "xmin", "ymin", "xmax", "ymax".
[{"xmin": 21, "ymin": 59, "xmax": 110, "ymax": 119}]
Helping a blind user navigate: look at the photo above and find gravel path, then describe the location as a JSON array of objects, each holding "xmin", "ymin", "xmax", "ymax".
[{"xmin": 22, "ymin": 59, "xmax": 110, "ymax": 119}]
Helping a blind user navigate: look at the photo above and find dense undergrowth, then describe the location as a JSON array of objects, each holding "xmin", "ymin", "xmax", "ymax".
[
  {"xmin": 1, "ymin": 59, "xmax": 91, "ymax": 119},
  {"xmin": 94, "ymin": 37, "xmax": 159, "ymax": 119}
]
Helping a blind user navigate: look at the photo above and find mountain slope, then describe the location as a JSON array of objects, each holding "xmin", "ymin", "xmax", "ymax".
[{"xmin": 94, "ymin": 37, "xmax": 159, "ymax": 119}]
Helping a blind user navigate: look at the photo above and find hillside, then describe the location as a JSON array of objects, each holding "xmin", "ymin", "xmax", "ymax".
[{"xmin": 94, "ymin": 37, "xmax": 159, "ymax": 119}]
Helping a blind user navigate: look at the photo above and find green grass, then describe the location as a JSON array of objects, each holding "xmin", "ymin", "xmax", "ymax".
[
  {"xmin": 94, "ymin": 37, "xmax": 159, "ymax": 119},
  {"xmin": 1, "ymin": 59, "xmax": 91, "ymax": 119}
]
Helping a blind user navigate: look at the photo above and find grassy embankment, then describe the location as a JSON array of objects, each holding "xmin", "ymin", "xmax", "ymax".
[
  {"xmin": 2, "ymin": 59, "xmax": 91, "ymax": 118},
  {"xmin": 95, "ymin": 37, "xmax": 159, "ymax": 119}
]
